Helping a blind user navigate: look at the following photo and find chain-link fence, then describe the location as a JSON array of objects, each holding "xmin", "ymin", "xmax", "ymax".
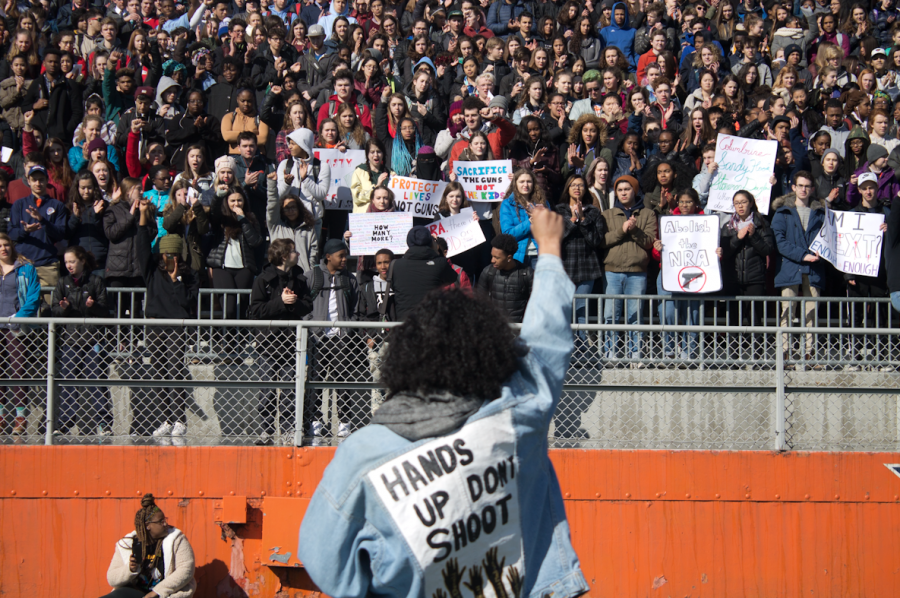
[{"xmin": 2, "ymin": 293, "xmax": 899, "ymax": 450}]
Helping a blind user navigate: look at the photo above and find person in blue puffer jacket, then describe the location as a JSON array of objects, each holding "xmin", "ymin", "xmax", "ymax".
[
  {"xmin": 599, "ymin": 2, "xmax": 637, "ymax": 72},
  {"xmin": 0, "ymin": 231, "xmax": 41, "ymax": 436},
  {"xmin": 297, "ymin": 208, "xmax": 590, "ymax": 598},
  {"xmin": 499, "ymin": 169, "xmax": 551, "ymax": 268}
]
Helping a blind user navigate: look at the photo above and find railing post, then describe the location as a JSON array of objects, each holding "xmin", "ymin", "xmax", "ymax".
[
  {"xmin": 775, "ymin": 327, "xmax": 786, "ymax": 451},
  {"xmin": 294, "ymin": 325, "xmax": 309, "ymax": 447},
  {"xmin": 45, "ymin": 322, "xmax": 57, "ymax": 446}
]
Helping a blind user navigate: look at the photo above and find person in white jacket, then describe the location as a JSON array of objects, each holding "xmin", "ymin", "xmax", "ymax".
[
  {"xmin": 276, "ymin": 128, "xmax": 329, "ymax": 239},
  {"xmin": 103, "ymin": 494, "xmax": 196, "ymax": 598}
]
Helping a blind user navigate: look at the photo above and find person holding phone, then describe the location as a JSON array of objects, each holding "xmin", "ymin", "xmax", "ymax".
[{"xmin": 104, "ymin": 494, "xmax": 196, "ymax": 598}]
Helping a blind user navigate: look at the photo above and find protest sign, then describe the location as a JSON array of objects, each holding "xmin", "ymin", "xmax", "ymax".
[
  {"xmin": 426, "ymin": 208, "xmax": 486, "ymax": 257},
  {"xmin": 348, "ymin": 212, "xmax": 413, "ymax": 255},
  {"xmin": 809, "ymin": 205, "xmax": 885, "ymax": 276},
  {"xmin": 367, "ymin": 410, "xmax": 524, "ymax": 598},
  {"xmin": 388, "ymin": 175, "xmax": 447, "ymax": 217},
  {"xmin": 314, "ymin": 149, "xmax": 366, "ymax": 210},
  {"xmin": 707, "ymin": 134, "xmax": 778, "ymax": 215},
  {"xmin": 452, "ymin": 159, "xmax": 512, "ymax": 202},
  {"xmin": 660, "ymin": 215, "xmax": 722, "ymax": 293}
]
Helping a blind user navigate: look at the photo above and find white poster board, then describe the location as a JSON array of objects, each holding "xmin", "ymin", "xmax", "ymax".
[
  {"xmin": 367, "ymin": 410, "xmax": 525, "ymax": 598},
  {"xmin": 426, "ymin": 208, "xmax": 486, "ymax": 258},
  {"xmin": 348, "ymin": 212, "xmax": 413, "ymax": 255},
  {"xmin": 388, "ymin": 175, "xmax": 447, "ymax": 217},
  {"xmin": 660, "ymin": 215, "xmax": 722, "ymax": 293},
  {"xmin": 314, "ymin": 149, "xmax": 366, "ymax": 210},
  {"xmin": 708, "ymin": 134, "xmax": 778, "ymax": 215},
  {"xmin": 452, "ymin": 159, "xmax": 513, "ymax": 202},
  {"xmin": 809, "ymin": 205, "xmax": 885, "ymax": 276}
]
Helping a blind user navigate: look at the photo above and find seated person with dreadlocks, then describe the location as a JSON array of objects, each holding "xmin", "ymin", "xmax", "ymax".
[
  {"xmin": 103, "ymin": 493, "xmax": 196, "ymax": 598},
  {"xmin": 298, "ymin": 208, "xmax": 589, "ymax": 598}
]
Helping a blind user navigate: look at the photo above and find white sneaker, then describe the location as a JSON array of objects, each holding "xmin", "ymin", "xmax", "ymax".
[
  {"xmin": 152, "ymin": 422, "xmax": 173, "ymax": 437},
  {"xmin": 96, "ymin": 425, "xmax": 112, "ymax": 437},
  {"xmin": 171, "ymin": 422, "xmax": 187, "ymax": 437},
  {"xmin": 338, "ymin": 422, "xmax": 351, "ymax": 438},
  {"xmin": 309, "ymin": 421, "xmax": 324, "ymax": 437}
]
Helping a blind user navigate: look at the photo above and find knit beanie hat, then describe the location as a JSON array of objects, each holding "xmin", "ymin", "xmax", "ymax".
[
  {"xmin": 614, "ymin": 175, "xmax": 639, "ymax": 192},
  {"xmin": 867, "ymin": 144, "xmax": 888, "ymax": 163},
  {"xmin": 488, "ymin": 95, "xmax": 509, "ymax": 111},
  {"xmin": 215, "ymin": 156, "xmax": 237, "ymax": 176},
  {"xmin": 86, "ymin": 138, "xmax": 106, "ymax": 153},
  {"xmin": 323, "ymin": 238, "xmax": 349, "ymax": 256},
  {"xmin": 158, "ymin": 234, "xmax": 183, "ymax": 254}
]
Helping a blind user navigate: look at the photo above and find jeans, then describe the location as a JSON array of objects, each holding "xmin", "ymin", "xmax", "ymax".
[
  {"xmin": 57, "ymin": 339, "xmax": 112, "ymax": 433},
  {"xmin": 603, "ymin": 271, "xmax": 646, "ymax": 359},
  {"xmin": 655, "ymin": 272, "xmax": 700, "ymax": 358},
  {"xmin": 256, "ymin": 328, "xmax": 296, "ymax": 437},
  {"xmin": 573, "ymin": 279, "xmax": 596, "ymax": 344}
]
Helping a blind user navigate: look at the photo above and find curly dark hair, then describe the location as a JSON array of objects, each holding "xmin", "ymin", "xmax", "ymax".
[{"xmin": 381, "ymin": 288, "xmax": 519, "ymax": 401}]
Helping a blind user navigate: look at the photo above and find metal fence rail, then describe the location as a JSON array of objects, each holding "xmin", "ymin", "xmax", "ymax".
[{"xmin": 1, "ymin": 315, "xmax": 899, "ymax": 451}]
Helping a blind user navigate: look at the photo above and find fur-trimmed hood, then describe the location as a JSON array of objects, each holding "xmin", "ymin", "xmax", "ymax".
[{"xmin": 771, "ymin": 193, "xmax": 824, "ymax": 211}]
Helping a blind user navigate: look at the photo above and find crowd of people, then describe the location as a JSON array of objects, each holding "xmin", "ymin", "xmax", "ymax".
[{"xmin": 2, "ymin": 0, "xmax": 900, "ymax": 442}]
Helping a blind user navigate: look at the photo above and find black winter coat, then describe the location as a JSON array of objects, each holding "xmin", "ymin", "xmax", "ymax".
[
  {"xmin": 390, "ymin": 246, "xmax": 459, "ymax": 321},
  {"xmin": 206, "ymin": 194, "xmax": 264, "ymax": 273},
  {"xmin": 475, "ymin": 261, "xmax": 534, "ymax": 323},
  {"xmin": 102, "ymin": 201, "xmax": 157, "ymax": 279},
  {"xmin": 66, "ymin": 203, "xmax": 110, "ymax": 269},
  {"xmin": 249, "ymin": 263, "xmax": 314, "ymax": 320},
  {"xmin": 51, "ymin": 272, "xmax": 110, "ymax": 334},
  {"xmin": 136, "ymin": 224, "xmax": 199, "ymax": 319},
  {"xmin": 720, "ymin": 213, "xmax": 776, "ymax": 289}
]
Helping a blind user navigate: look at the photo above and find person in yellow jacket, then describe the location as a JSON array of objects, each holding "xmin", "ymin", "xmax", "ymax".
[{"xmin": 350, "ymin": 138, "xmax": 390, "ymax": 213}]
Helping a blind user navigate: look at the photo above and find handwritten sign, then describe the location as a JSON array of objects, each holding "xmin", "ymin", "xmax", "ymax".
[
  {"xmin": 452, "ymin": 159, "xmax": 512, "ymax": 202},
  {"xmin": 427, "ymin": 208, "xmax": 486, "ymax": 258},
  {"xmin": 315, "ymin": 149, "xmax": 366, "ymax": 210},
  {"xmin": 348, "ymin": 212, "xmax": 413, "ymax": 255},
  {"xmin": 660, "ymin": 215, "xmax": 722, "ymax": 293},
  {"xmin": 809, "ymin": 205, "xmax": 884, "ymax": 276},
  {"xmin": 367, "ymin": 410, "xmax": 525, "ymax": 598},
  {"xmin": 388, "ymin": 175, "xmax": 447, "ymax": 217},
  {"xmin": 708, "ymin": 134, "xmax": 778, "ymax": 215}
]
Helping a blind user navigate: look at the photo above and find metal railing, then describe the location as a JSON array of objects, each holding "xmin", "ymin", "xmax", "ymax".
[{"xmin": 1, "ymin": 311, "xmax": 899, "ymax": 451}]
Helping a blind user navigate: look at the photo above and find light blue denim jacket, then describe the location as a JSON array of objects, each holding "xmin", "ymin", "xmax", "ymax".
[{"xmin": 297, "ymin": 255, "xmax": 587, "ymax": 598}]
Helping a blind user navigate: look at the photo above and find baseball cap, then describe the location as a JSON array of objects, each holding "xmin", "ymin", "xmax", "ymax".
[
  {"xmin": 308, "ymin": 24, "xmax": 325, "ymax": 37},
  {"xmin": 135, "ymin": 86, "xmax": 155, "ymax": 99},
  {"xmin": 872, "ymin": 47, "xmax": 887, "ymax": 58},
  {"xmin": 858, "ymin": 172, "xmax": 878, "ymax": 187},
  {"xmin": 448, "ymin": 9, "xmax": 463, "ymax": 19},
  {"xmin": 27, "ymin": 165, "xmax": 48, "ymax": 178}
]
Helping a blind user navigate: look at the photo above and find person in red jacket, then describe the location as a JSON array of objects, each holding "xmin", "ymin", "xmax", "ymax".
[
  {"xmin": 316, "ymin": 70, "xmax": 374, "ymax": 136},
  {"xmin": 448, "ymin": 96, "xmax": 516, "ymax": 175}
]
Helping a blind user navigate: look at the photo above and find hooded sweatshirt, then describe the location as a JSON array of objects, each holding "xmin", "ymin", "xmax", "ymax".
[
  {"xmin": 599, "ymin": 2, "xmax": 636, "ymax": 70},
  {"xmin": 276, "ymin": 128, "xmax": 330, "ymax": 237},
  {"xmin": 318, "ymin": 0, "xmax": 357, "ymax": 39},
  {"xmin": 155, "ymin": 75, "xmax": 183, "ymax": 119}
]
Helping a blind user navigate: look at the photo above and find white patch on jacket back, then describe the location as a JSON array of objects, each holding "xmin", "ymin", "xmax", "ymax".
[{"xmin": 368, "ymin": 410, "xmax": 525, "ymax": 598}]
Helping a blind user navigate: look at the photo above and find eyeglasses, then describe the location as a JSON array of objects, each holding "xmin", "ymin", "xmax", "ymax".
[
  {"xmin": 148, "ymin": 516, "xmax": 168, "ymax": 525},
  {"xmin": 283, "ymin": 204, "xmax": 299, "ymax": 211},
  {"xmin": 586, "ymin": 86, "xmax": 601, "ymax": 93},
  {"xmin": 569, "ymin": 183, "xmax": 585, "ymax": 189}
]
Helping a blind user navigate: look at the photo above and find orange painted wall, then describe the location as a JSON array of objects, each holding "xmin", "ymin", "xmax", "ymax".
[{"xmin": 1, "ymin": 448, "xmax": 899, "ymax": 598}]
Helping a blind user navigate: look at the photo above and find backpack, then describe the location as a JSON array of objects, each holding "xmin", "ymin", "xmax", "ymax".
[{"xmin": 309, "ymin": 264, "xmax": 352, "ymax": 301}]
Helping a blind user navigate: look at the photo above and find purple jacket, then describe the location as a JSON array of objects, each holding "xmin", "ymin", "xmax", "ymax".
[{"xmin": 846, "ymin": 162, "xmax": 900, "ymax": 208}]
